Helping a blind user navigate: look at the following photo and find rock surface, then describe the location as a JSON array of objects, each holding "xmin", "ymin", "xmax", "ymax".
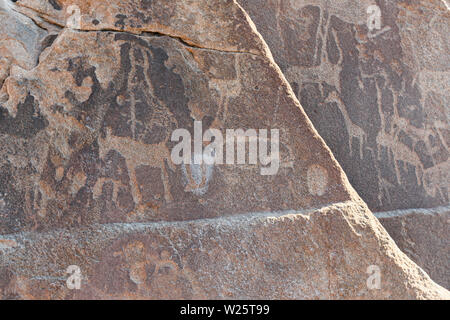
[
  {"xmin": 0, "ymin": 8, "xmax": 353, "ymax": 232},
  {"xmin": 240, "ymin": 0, "xmax": 449, "ymax": 212},
  {"xmin": 0, "ymin": 201, "xmax": 448, "ymax": 299},
  {"xmin": 0, "ymin": 0, "xmax": 448, "ymax": 299},
  {"xmin": 376, "ymin": 206, "xmax": 450, "ymax": 289},
  {"xmin": 239, "ymin": 0, "xmax": 450, "ymax": 289},
  {"xmin": 0, "ymin": 0, "xmax": 48, "ymax": 93}
]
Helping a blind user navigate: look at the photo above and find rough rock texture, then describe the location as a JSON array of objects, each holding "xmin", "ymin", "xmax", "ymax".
[
  {"xmin": 239, "ymin": 0, "xmax": 450, "ymax": 289},
  {"xmin": 376, "ymin": 206, "xmax": 450, "ymax": 290},
  {"xmin": 239, "ymin": 0, "xmax": 449, "ymax": 212},
  {"xmin": 0, "ymin": 201, "xmax": 447, "ymax": 299},
  {"xmin": 0, "ymin": 12, "xmax": 354, "ymax": 233},
  {"xmin": 0, "ymin": 0, "xmax": 448, "ymax": 299}
]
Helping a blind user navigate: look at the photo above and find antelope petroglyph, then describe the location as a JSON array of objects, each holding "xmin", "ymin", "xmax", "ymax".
[{"xmin": 98, "ymin": 127, "xmax": 175, "ymax": 206}]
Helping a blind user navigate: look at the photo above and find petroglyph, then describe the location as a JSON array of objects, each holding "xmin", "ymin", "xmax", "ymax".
[
  {"xmin": 208, "ymin": 58, "xmax": 242, "ymax": 124},
  {"xmin": 241, "ymin": 0, "xmax": 450, "ymax": 211},
  {"xmin": 325, "ymin": 90, "xmax": 367, "ymax": 159},
  {"xmin": 0, "ymin": 5, "xmax": 355, "ymax": 231},
  {"xmin": 181, "ymin": 153, "xmax": 214, "ymax": 196},
  {"xmin": 98, "ymin": 127, "xmax": 175, "ymax": 206},
  {"xmin": 113, "ymin": 241, "xmax": 181, "ymax": 287},
  {"xmin": 0, "ymin": 0, "xmax": 449, "ymax": 300}
]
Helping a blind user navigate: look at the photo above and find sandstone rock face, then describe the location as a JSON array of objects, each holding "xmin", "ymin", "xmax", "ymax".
[
  {"xmin": 239, "ymin": 0, "xmax": 449, "ymax": 289},
  {"xmin": 0, "ymin": 0, "xmax": 48, "ymax": 94},
  {"xmin": 376, "ymin": 206, "xmax": 450, "ymax": 290},
  {"xmin": 0, "ymin": 0, "xmax": 448, "ymax": 299},
  {"xmin": 0, "ymin": 201, "xmax": 447, "ymax": 299},
  {"xmin": 240, "ymin": 0, "xmax": 449, "ymax": 212}
]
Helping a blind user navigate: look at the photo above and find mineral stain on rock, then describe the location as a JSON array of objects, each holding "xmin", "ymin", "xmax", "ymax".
[{"xmin": 240, "ymin": 0, "xmax": 449, "ymax": 212}]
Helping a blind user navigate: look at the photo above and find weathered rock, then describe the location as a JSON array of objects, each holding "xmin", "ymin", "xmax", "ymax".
[
  {"xmin": 0, "ymin": 23, "xmax": 353, "ymax": 232},
  {"xmin": 239, "ymin": 0, "xmax": 450, "ymax": 290},
  {"xmin": 376, "ymin": 206, "xmax": 450, "ymax": 289},
  {"xmin": 0, "ymin": 0, "xmax": 448, "ymax": 299},
  {"xmin": 239, "ymin": 0, "xmax": 449, "ymax": 212},
  {"xmin": 0, "ymin": 0, "xmax": 47, "ymax": 96},
  {"xmin": 0, "ymin": 201, "xmax": 448, "ymax": 299},
  {"xmin": 12, "ymin": 0, "xmax": 270, "ymax": 56}
]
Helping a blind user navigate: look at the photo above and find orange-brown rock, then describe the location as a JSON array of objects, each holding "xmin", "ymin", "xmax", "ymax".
[
  {"xmin": 239, "ymin": 0, "xmax": 449, "ymax": 212},
  {"xmin": 376, "ymin": 206, "xmax": 449, "ymax": 290}
]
